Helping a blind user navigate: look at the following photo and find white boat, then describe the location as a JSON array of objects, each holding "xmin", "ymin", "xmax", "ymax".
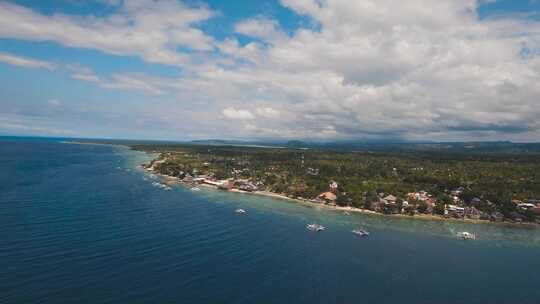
[
  {"xmin": 352, "ymin": 228, "xmax": 369, "ymax": 237},
  {"xmin": 457, "ymin": 231, "xmax": 476, "ymax": 240},
  {"xmin": 343, "ymin": 211, "xmax": 351, "ymax": 215},
  {"xmin": 306, "ymin": 223, "xmax": 325, "ymax": 232},
  {"xmin": 235, "ymin": 208, "xmax": 247, "ymax": 214},
  {"xmin": 190, "ymin": 187, "xmax": 201, "ymax": 191}
]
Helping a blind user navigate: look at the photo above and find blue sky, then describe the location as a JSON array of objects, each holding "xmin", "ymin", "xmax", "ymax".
[{"xmin": 1, "ymin": 0, "xmax": 540, "ymax": 141}]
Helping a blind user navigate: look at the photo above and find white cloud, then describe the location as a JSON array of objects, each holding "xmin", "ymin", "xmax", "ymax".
[
  {"xmin": 0, "ymin": 52, "xmax": 56, "ymax": 70},
  {"xmin": 67, "ymin": 64, "xmax": 101, "ymax": 83},
  {"xmin": 101, "ymin": 74, "xmax": 164, "ymax": 95},
  {"xmin": 235, "ymin": 17, "xmax": 287, "ymax": 43},
  {"xmin": 0, "ymin": 0, "xmax": 215, "ymax": 66},
  {"xmin": 66, "ymin": 65, "xmax": 167, "ymax": 95},
  {"xmin": 256, "ymin": 107, "xmax": 280, "ymax": 119},
  {"xmin": 194, "ymin": 0, "xmax": 540, "ymax": 140},
  {"xmin": 0, "ymin": 119, "xmax": 74, "ymax": 136},
  {"xmin": 222, "ymin": 107, "xmax": 256, "ymax": 120},
  {"xmin": 3, "ymin": 0, "xmax": 540, "ymax": 141}
]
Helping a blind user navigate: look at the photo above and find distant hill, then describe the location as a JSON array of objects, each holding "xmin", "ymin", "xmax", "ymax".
[
  {"xmin": 58, "ymin": 136, "xmax": 540, "ymax": 156},
  {"xmin": 189, "ymin": 139, "xmax": 540, "ymax": 155}
]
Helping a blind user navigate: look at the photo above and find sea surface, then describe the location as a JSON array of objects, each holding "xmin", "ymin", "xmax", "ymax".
[{"xmin": 1, "ymin": 137, "xmax": 540, "ymax": 304}]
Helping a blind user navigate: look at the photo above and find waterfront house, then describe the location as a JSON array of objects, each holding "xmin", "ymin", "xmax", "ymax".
[
  {"xmin": 464, "ymin": 206, "xmax": 482, "ymax": 219},
  {"xmin": 425, "ymin": 197, "xmax": 437, "ymax": 213},
  {"xmin": 490, "ymin": 211, "xmax": 504, "ymax": 222},
  {"xmin": 317, "ymin": 191, "xmax": 337, "ymax": 204},
  {"xmin": 383, "ymin": 195, "xmax": 397, "ymax": 204},
  {"xmin": 471, "ymin": 197, "xmax": 482, "ymax": 206},
  {"xmin": 329, "ymin": 180, "xmax": 339, "ymax": 192},
  {"xmin": 509, "ymin": 212, "xmax": 527, "ymax": 223},
  {"xmin": 517, "ymin": 203, "xmax": 536, "ymax": 210},
  {"xmin": 183, "ymin": 174, "xmax": 194, "ymax": 183},
  {"xmin": 235, "ymin": 179, "xmax": 258, "ymax": 192},
  {"xmin": 408, "ymin": 191, "xmax": 430, "ymax": 202},
  {"xmin": 446, "ymin": 204, "xmax": 465, "ymax": 217},
  {"xmin": 217, "ymin": 179, "xmax": 234, "ymax": 190},
  {"xmin": 511, "ymin": 199, "xmax": 523, "ymax": 205}
]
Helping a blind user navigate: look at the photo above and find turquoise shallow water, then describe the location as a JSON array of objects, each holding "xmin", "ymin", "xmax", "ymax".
[{"xmin": 1, "ymin": 138, "xmax": 540, "ymax": 303}]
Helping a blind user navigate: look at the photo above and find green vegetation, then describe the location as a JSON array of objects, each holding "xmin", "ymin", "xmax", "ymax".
[{"xmin": 133, "ymin": 143, "xmax": 540, "ymax": 224}]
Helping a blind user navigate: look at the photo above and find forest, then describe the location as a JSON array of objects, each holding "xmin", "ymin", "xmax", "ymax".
[{"xmin": 132, "ymin": 143, "xmax": 540, "ymax": 223}]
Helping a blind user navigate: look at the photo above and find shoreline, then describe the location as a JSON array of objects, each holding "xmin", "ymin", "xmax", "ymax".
[{"xmin": 142, "ymin": 164, "xmax": 539, "ymax": 229}]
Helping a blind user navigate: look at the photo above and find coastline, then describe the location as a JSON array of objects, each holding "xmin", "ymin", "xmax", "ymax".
[{"xmin": 142, "ymin": 162, "xmax": 538, "ymax": 229}]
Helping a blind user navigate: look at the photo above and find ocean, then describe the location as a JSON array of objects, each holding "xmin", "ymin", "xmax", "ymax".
[{"xmin": 1, "ymin": 137, "xmax": 539, "ymax": 303}]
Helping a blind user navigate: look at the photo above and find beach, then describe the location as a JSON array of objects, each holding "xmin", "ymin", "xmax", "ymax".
[{"xmin": 142, "ymin": 162, "xmax": 538, "ymax": 228}]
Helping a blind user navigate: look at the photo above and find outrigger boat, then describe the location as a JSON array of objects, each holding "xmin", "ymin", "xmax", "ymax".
[
  {"xmin": 457, "ymin": 231, "xmax": 476, "ymax": 240},
  {"xmin": 306, "ymin": 223, "xmax": 326, "ymax": 232},
  {"xmin": 352, "ymin": 228, "xmax": 369, "ymax": 237}
]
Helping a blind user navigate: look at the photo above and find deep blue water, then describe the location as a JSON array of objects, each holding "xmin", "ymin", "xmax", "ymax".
[{"xmin": 1, "ymin": 138, "xmax": 540, "ymax": 304}]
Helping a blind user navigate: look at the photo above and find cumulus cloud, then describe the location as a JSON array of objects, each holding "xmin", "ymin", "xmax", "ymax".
[
  {"xmin": 202, "ymin": 0, "xmax": 540, "ymax": 140},
  {"xmin": 66, "ymin": 65, "xmax": 167, "ymax": 95},
  {"xmin": 67, "ymin": 64, "xmax": 101, "ymax": 83},
  {"xmin": 235, "ymin": 17, "xmax": 287, "ymax": 43},
  {"xmin": 101, "ymin": 74, "xmax": 165, "ymax": 95},
  {"xmin": 0, "ymin": 0, "xmax": 215, "ymax": 66},
  {"xmin": 3, "ymin": 0, "xmax": 540, "ymax": 141},
  {"xmin": 256, "ymin": 107, "xmax": 280, "ymax": 119},
  {"xmin": 222, "ymin": 107, "xmax": 256, "ymax": 120},
  {"xmin": 0, "ymin": 52, "xmax": 56, "ymax": 70}
]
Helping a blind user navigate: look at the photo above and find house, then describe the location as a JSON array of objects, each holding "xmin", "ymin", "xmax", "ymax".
[
  {"xmin": 471, "ymin": 197, "xmax": 482, "ymax": 206},
  {"xmin": 183, "ymin": 174, "xmax": 194, "ymax": 183},
  {"xmin": 425, "ymin": 197, "xmax": 437, "ymax": 213},
  {"xmin": 509, "ymin": 212, "xmax": 527, "ymax": 223},
  {"xmin": 329, "ymin": 180, "xmax": 339, "ymax": 192},
  {"xmin": 446, "ymin": 204, "xmax": 465, "ymax": 217},
  {"xmin": 426, "ymin": 197, "xmax": 437, "ymax": 206},
  {"xmin": 204, "ymin": 178, "xmax": 234, "ymax": 190},
  {"xmin": 235, "ymin": 179, "xmax": 258, "ymax": 192},
  {"xmin": 193, "ymin": 177, "xmax": 206, "ymax": 183},
  {"xmin": 306, "ymin": 167, "xmax": 319, "ymax": 176},
  {"xmin": 451, "ymin": 195, "xmax": 462, "ymax": 204},
  {"xmin": 451, "ymin": 187, "xmax": 464, "ymax": 196},
  {"xmin": 317, "ymin": 191, "xmax": 337, "ymax": 203},
  {"xmin": 490, "ymin": 211, "xmax": 504, "ymax": 222},
  {"xmin": 383, "ymin": 195, "xmax": 397, "ymax": 204},
  {"xmin": 464, "ymin": 206, "xmax": 482, "ymax": 220},
  {"xmin": 517, "ymin": 203, "xmax": 536, "ymax": 210},
  {"xmin": 407, "ymin": 191, "xmax": 430, "ymax": 202},
  {"xmin": 511, "ymin": 199, "xmax": 523, "ymax": 205},
  {"xmin": 534, "ymin": 204, "xmax": 540, "ymax": 215},
  {"xmin": 217, "ymin": 179, "xmax": 234, "ymax": 190}
]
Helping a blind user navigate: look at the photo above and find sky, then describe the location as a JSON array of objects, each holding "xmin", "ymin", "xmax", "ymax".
[{"xmin": 0, "ymin": 0, "xmax": 540, "ymax": 142}]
